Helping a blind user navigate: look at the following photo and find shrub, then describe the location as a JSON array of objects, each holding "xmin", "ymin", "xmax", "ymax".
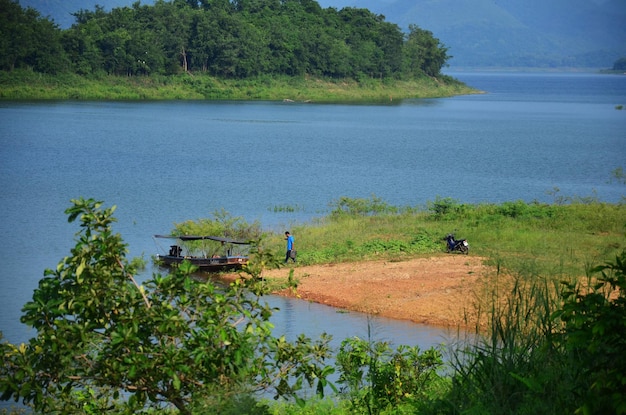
[
  {"xmin": 0, "ymin": 198, "xmax": 334, "ymax": 414},
  {"xmin": 336, "ymin": 334, "xmax": 443, "ymax": 414},
  {"xmin": 555, "ymin": 247, "xmax": 626, "ymax": 415},
  {"xmin": 426, "ymin": 196, "xmax": 466, "ymax": 220},
  {"xmin": 329, "ymin": 196, "xmax": 398, "ymax": 218}
]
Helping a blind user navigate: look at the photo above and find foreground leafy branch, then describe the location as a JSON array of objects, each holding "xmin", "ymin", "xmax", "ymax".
[
  {"xmin": 0, "ymin": 197, "xmax": 334, "ymax": 414},
  {"xmin": 336, "ymin": 333, "xmax": 443, "ymax": 414},
  {"xmin": 556, "ymin": 248, "xmax": 626, "ymax": 415}
]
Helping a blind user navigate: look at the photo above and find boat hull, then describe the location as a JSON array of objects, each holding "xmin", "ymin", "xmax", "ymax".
[{"xmin": 156, "ymin": 255, "xmax": 247, "ymax": 271}]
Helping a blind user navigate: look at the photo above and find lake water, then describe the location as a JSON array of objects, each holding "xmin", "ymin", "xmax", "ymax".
[{"xmin": 1, "ymin": 72, "xmax": 625, "ymax": 353}]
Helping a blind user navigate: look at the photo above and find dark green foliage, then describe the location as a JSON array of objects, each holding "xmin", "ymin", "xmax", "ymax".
[
  {"xmin": 0, "ymin": 0, "xmax": 67, "ymax": 73},
  {"xmin": 426, "ymin": 196, "xmax": 467, "ymax": 220},
  {"xmin": 360, "ymin": 238, "xmax": 413, "ymax": 254},
  {"xmin": 0, "ymin": 198, "xmax": 334, "ymax": 413},
  {"xmin": 359, "ymin": 232, "xmax": 440, "ymax": 256},
  {"xmin": 2, "ymin": 0, "xmax": 451, "ymax": 79},
  {"xmin": 336, "ymin": 334, "xmax": 443, "ymax": 414},
  {"xmin": 555, "ymin": 250, "xmax": 626, "ymax": 415},
  {"xmin": 427, "ymin": 197, "xmax": 601, "ymax": 225},
  {"xmin": 404, "ymin": 25, "xmax": 450, "ymax": 78}
]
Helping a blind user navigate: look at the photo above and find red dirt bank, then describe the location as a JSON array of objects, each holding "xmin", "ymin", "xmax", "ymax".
[{"xmin": 223, "ymin": 255, "xmax": 492, "ymax": 329}]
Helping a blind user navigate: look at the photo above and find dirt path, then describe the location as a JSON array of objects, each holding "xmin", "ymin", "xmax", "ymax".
[{"xmin": 222, "ymin": 255, "xmax": 493, "ymax": 329}]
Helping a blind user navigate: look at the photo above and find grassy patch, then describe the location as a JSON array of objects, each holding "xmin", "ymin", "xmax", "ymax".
[
  {"xmin": 258, "ymin": 198, "xmax": 626, "ymax": 281},
  {"xmin": 0, "ymin": 70, "xmax": 478, "ymax": 101}
]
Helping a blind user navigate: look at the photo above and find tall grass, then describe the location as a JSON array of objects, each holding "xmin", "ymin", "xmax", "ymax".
[
  {"xmin": 436, "ymin": 271, "xmax": 575, "ymax": 415},
  {"xmin": 432, "ymin": 245, "xmax": 626, "ymax": 415}
]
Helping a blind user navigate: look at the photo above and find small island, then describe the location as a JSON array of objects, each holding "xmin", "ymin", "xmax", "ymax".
[{"xmin": 0, "ymin": 0, "xmax": 477, "ymax": 101}]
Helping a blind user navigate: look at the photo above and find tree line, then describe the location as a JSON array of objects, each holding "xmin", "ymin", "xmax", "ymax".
[{"xmin": 1, "ymin": 0, "xmax": 450, "ymax": 80}]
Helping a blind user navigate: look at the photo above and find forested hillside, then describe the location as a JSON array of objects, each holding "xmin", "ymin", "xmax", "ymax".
[{"xmin": 1, "ymin": 0, "xmax": 450, "ymax": 80}]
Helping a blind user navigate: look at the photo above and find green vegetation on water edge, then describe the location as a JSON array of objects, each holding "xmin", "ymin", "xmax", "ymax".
[
  {"xmin": 0, "ymin": 70, "xmax": 478, "ymax": 102},
  {"xmin": 178, "ymin": 195, "xmax": 626, "ymax": 281}
]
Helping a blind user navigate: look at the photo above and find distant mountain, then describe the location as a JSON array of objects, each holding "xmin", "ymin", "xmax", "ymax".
[
  {"xmin": 317, "ymin": 0, "xmax": 626, "ymax": 68},
  {"xmin": 19, "ymin": 0, "xmax": 626, "ymax": 68}
]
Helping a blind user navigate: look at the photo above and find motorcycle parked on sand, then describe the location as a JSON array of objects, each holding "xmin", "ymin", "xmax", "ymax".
[{"xmin": 444, "ymin": 234, "xmax": 469, "ymax": 254}]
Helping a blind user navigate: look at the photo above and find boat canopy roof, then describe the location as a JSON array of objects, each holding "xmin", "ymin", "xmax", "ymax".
[{"xmin": 154, "ymin": 235, "xmax": 250, "ymax": 245}]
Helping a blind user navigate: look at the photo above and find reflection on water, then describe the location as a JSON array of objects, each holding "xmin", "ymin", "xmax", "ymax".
[{"xmin": 267, "ymin": 295, "xmax": 463, "ymax": 351}]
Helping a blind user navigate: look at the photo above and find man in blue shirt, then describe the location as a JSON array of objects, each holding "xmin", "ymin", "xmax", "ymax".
[{"xmin": 284, "ymin": 231, "xmax": 296, "ymax": 263}]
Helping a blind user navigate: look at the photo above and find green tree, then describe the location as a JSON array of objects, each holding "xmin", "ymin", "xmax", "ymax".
[
  {"xmin": 0, "ymin": 198, "xmax": 334, "ymax": 414},
  {"xmin": 375, "ymin": 22, "xmax": 404, "ymax": 78},
  {"xmin": 61, "ymin": 22, "xmax": 103, "ymax": 75},
  {"xmin": 3, "ymin": 0, "xmax": 453, "ymax": 79},
  {"xmin": 130, "ymin": 2, "xmax": 168, "ymax": 75},
  {"xmin": 151, "ymin": 0, "xmax": 194, "ymax": 74},
  {"xmin": 404, "ymin": 25, "xmax": 450, "ymax": 78},
  {"xmin": 336, "ymin": 335, "xmax": 443, "ymax": 414},
  {"xmin": 188, "ymin": 11, "xmax": 220, "ymax": 73},
  {"xmin": 338, "ymin": 8, "xmax": 382, "ymax": 78},
  {"xmin": 62, "ymin": 6, "xmax": 108, "ymax": 75},
  {"xmin": 0, "ymin": 0, "xmax": 66, "ymax": 73}
]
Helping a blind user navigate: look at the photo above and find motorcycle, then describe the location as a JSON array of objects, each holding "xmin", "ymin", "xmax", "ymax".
[{"xmin": 444, "ymin": 234, "xmax": 469, "ymax": 254}]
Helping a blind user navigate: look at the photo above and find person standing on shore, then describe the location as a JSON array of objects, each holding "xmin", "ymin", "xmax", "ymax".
[{"xmin": 284, "ymin": 231, "xmax": 296, "ymax": 263}]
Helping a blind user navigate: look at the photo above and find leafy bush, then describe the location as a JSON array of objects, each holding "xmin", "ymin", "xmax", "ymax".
[
  {"xmin": 336, "ymin": 335, "xmax": 443, "ymax": 414},
  {"xmin": 358, "ymin": 233, "xmax": 440, "ymax": 256},
  {"xmin": 0, "ymin": 198, "xmax": 334, "ymax": 414},
  {"xmin": 555, "ymin": 248, "xmax": 626, "ymax": 415},
  {"xmin": 426, "ymin": 196, "xmax": 467, "ymax": 220},
  {"xmin": 329, "ymin": 196, "xmax": 398, "ymax": 218},
  {"xmin": 173, "ymin": 208, "xmax": 262, "ymax": 241},
  {"xmin": 496, "ymin": 200, "xmax": 556, "ymax": 219}
]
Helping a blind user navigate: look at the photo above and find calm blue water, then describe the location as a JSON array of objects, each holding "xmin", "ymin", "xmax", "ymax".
[{"xmin": 0, "ymin": 72, "xmax": 624, "ymax": 351}]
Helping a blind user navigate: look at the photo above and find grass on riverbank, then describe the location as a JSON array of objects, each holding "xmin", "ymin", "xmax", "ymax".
[
  {"xmin": 0, "ymin": 70, "xmax": 478, "ymax": 101},
  {"xmin": 256, "ymin": 197, "xmax": 626, "ymax": 281},
  {"xmin": 174, "ymin": 195, "xmax": 625, "ymax": 287}
]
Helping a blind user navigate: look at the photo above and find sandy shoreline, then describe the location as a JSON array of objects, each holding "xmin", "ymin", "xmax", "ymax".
[{"xmin": 222, "ymin": 255, "xmax": 492, "ymax": 329}]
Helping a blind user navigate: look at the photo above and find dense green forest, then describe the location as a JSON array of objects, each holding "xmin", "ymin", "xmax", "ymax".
[{"xmin": 1, "ymin": 0, "xmax": 450, "ymax": 80}]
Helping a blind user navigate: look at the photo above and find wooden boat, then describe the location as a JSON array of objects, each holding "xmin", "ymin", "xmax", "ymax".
[{"xmin": 154, "ymin": 235, "xmax": 249, "ymax": 271}]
